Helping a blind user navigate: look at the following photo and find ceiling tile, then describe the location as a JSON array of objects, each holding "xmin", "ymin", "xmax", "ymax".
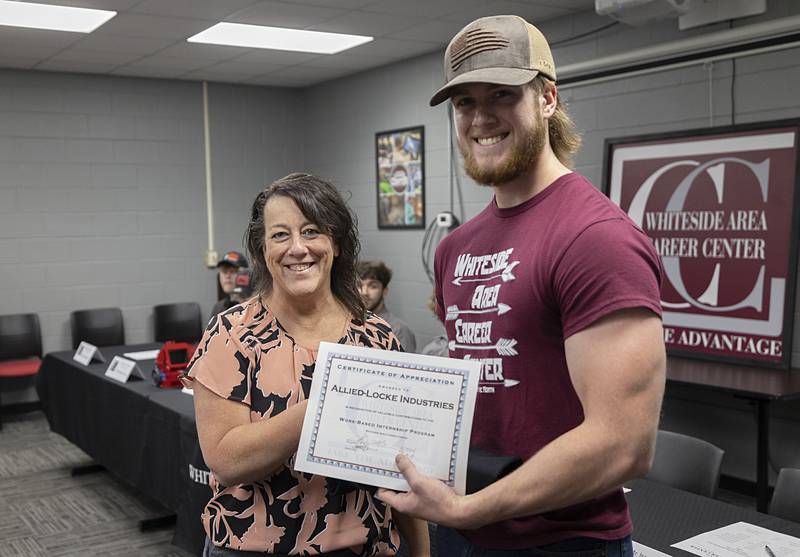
[
  {"xmin": 94, "ymin": 13, "xmax": 212, "ymax": 40},
  {"xmin": 228, "ymin": 49, "xmax": 320, "ymax": 66},
  {"xmin": 200, "ymin": 59, "xmax": 284, "ymax": 75},
  {"xmin": 0, "ymin": 43, "xmax": 65, "ymax": 59},
  {"xmin": 111, "ymin": 65, "xmax": 188, "ymax": 78},
  {"xmin": 301, "ymin": 50, "xmax": 394, "ymax": 70},
  {"xmin": 46, "ymin": 49, "xmax": 141, "ymax": 65},
  {"xmin": 0, "ymin": 27, "xmax": 83, "ymax": 48},
  {"xmin": 439, "ymin": 1, "xmax": 572, "ymax": 25},
  {"xmin": 242, "ymin": 74, "xmax": 309, "ymax": 87},
  {"xmin": 0, "ymin": 57, "xmax": 39, "ymax": 69},
  {"xmin": 225, "ymin": 1, "xmax": 349, "ymax": 28},
  {"xmin": 178, "ymin": 69, "xmax": 257, "ymax": 83},
  {"xmin": 278, "ymin": 0, "xmax": 374, "ymax": 9},
  {"xmin": 35, "ymin": 60, "xmax": 119, "ymax": 73},
  {"xmin": 261, "ymin": 64, "xmax": 352, "ymax": 81},
  {"xmin": 127, "ymin": 55, "xmax": 212, "ymax": 71},
  {"xmin": 68, "ymin": 34, "xmax": 175, "ymax": 55},
  {"xmin": 345, "ymin": 37, "xmax": 442, "ymax": 59},
  {"xmin": 130, "ymin": 0, "xmax": 262, "ymax": 21},
  {"xmin": 363, "ymin": 0, "xmax": 486, "ymax": 19},
  {"xmin": 156, "ymin": 42, "xmax": 246, "ymax": 62},
  {"xmin": 385, "ymin": 19, "xmax": 465, "ymax": 42},
  {"xmin": 29, "ymin": 0, "xmax": 141, "ymax": 10},
  {"xmin": 309, "ymin": 11, "xmax": 429, "ymax": 37},
  {"xmin": 521, "ymin": 0, "xmax": 595, "ymax": 9}
]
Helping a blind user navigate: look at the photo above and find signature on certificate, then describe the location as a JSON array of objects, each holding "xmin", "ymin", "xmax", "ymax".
[{"xmin": 345, "ymin": 434, "xmax": 386, "ymax": 452}]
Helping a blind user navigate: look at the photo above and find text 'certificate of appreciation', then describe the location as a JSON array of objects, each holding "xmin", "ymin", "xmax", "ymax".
[{"xmin": 295, "ymin": 342, "xmax": 480, "ymax": 494}]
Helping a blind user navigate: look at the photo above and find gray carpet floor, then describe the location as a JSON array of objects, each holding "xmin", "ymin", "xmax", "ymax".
[{"xmin": 0, "ymin": 411, "xmax": 192, "ymax": 557}]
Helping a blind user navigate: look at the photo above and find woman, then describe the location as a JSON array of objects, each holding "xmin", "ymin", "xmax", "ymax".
[
  {"xmin": 184, "ymin": 173, "xmax": 429, "ymax": 556},
  {"xmin": 210, "ymin": 251, "xmax": 249, "ymax": 320}
]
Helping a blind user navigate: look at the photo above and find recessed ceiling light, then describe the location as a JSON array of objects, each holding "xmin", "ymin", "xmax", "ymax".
[
  {"xmin": 188, "ymin": 23, "xmax": 373, "ymax": 55},
  {"xmin": 0, "ymin": 0, "xmax": 116, "ymax": 33}
]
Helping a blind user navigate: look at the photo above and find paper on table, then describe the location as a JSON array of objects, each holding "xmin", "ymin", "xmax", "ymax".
[
  {"xmin": 624, "ymin": 487, "xmax": 631, "ymax": 493},
  {"xmin": 123, "ymin": 349, "xmax": 160, "ymax": 361},
  {"xmin": 633, "ymin": 541, "xmax": 672, "ymax": 557},
  {"xmin": 672, "ymin": 522, "xmax": 800, "ymax": 557}
]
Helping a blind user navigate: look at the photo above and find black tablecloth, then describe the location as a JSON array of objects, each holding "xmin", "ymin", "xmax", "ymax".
[
  {"xmin": 627, "ymin": 479, "xmax": 800, "ymax": 555},
  {"xmin": 36, "ymin": 344, "xmax": 210, "ymax": 556},
  {"xmin": 36, "ymin": 345, "xmax": 800, "ymax": 557}
]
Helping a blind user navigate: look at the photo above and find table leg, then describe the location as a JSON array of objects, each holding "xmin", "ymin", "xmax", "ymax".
[{"xmin": 756, "ymin": 399, "xmax": 770, "ymax": 512}]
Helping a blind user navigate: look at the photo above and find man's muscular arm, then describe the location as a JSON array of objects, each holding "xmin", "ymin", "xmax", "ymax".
[{"xmin": 377, "ymin": 308, "xmax": 665, "ymax": 528}]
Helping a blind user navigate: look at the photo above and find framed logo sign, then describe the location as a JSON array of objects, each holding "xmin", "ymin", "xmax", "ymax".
[{"xmin": 603, "ymin": 120, "xmax": 800, "ymax": 368}]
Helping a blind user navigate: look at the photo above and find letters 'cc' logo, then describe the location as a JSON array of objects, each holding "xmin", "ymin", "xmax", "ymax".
[{"xmin": 626, "ymin": 157, "xmax": 770, "ymax": 312}]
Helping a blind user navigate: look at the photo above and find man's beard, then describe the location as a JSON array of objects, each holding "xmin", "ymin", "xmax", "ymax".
[{"xmin": 459, "ymin": 114, "xmax": 546, "ymax": 186}]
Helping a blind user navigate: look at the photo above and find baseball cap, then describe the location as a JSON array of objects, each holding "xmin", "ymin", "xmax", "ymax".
[
  {"xmin": 217, "ymin": 251, "xmax": 249, "ymax": 269},
  {"xmin": 430, "ymin": 15, "xmax": 556, "ymax": 107}
]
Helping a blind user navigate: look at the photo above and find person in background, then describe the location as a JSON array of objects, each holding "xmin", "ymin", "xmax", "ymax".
[
  {"xmin": 210, "ymin": 251, "xmax": 248, "ymax": 320},
  {"xmin": 184, "ymin": 173, "xmax": 429, "ymax": 556},
  {"xmin": 357, "ymin": 260, "xmax": 417, "ymax": 353},
  {"xmin": 377, "ymin": 15, "xmax": 665, "ymax": 557},
  {"xmin": 420, "ymin": 292, "xmax": 447, "ymax": 357}
]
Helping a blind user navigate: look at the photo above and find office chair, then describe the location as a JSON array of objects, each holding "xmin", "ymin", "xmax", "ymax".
[
  {"xmin": 154, "ymin": 302, "xmax": 203, "ymax": 343},
  {"xmin": 645, "ymin": 429, "xmax": 725, "ymax": 497},
  {"xmin": 0, "ymin": 313, "xmax": 43, "ymax": 429},
  {"xmin": 70, "ymin": 307, "xmax": 125, "ymax": 349},
  {"xmin": 770, "ymin": 467, "xmax": 800, "ymax": 522}
]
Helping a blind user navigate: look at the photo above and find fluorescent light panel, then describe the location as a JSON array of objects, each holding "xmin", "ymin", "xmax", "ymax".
[
  {"xmin": 0, "ymin": 0, "xmax": 115, "ymax": 33},
  {"xmin": 188, "ymin": 22, "xmax": 373, "ymax": 55}
]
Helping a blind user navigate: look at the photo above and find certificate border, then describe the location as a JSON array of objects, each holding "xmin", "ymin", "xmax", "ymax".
[{"xmin": 305, "ymin": 350, "xmax": 470, "ymax": 486}]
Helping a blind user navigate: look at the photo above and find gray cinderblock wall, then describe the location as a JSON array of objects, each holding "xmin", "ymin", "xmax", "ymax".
[
  {"xmin": 0, "ymin": 74, "xmax": 304, "ymax": 356},
  {"xmin": 0, "ymin": 1, "xmax": 798, "ymax": 482}
]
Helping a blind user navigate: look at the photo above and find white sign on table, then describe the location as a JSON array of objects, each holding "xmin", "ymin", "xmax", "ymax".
[
  {"xmin": 73, "ymin": 341, "xmax": 105, "ymax": 366},
  {"xmin": 295, "ymin": 342, "xmax": 480, "ymax": 494},
  {"xmin": 104, "ymin": 356, "xmax": 139, "ymax": 384},
  {"xmin": 672, "ymin": 522, "xmax": 800, "ymax": 557}
]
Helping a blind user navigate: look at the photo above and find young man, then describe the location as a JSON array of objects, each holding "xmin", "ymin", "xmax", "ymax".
[
  {"xmin": 210, "ymin": 251, "xmax": 249, "ymax": 320},
  {"xmin": 357, "ymin": 260, "xmax": 417, "ymax": 353},
  {"xmin": 377, "ymin": 15, "xmax": 666, "ymax": 556}
]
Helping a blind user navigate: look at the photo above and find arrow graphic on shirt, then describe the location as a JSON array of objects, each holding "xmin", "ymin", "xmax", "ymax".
[
  {"xmin": 479, "ymin": 379, "xmax": 521, "ymax": 388},
  {"xmin": 451, "ymin": 261, "xmax": 519, "ymax": 286},
  {"xmin": 445, "ymin": 303, "xmax": 511, "ymax": 321},
  {"xmin": 448, "ymin": 338, "xmax": 518, "ymax": 356}
]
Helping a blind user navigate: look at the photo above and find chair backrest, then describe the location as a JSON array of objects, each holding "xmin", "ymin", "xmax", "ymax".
[
  {"xmin": 154, "ymin": 302, "xmax": 203, "ymax": 343},
  {"xmin": 770, "ymin": 467, "xmax": 800, "ymax": 522},
  {"xmin": 0, "ymin": 313, "xmax": 42, "ymax": 361},
  {"xmin": 70, "ymin": 307, "xmax": 125, "ymax": 349},
  {"xmin": 645, "ymin": 429, "xmax": 725, "ymax": 497}
]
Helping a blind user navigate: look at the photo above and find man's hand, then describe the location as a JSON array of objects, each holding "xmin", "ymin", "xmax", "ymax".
[{"xmin": 376, "ymin": 454, "xmax": 480, "ymax": 529}]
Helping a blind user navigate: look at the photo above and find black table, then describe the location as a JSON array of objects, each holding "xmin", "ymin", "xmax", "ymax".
[
  {"xmin": 666, "ymin": 357, "xmax": 800, "ymax": 512},
  {"xmin": 37, "ymin": 345, "xmax": 800, "ymax": 556},
  {"xmin": 627, "ymin": 478, "xmax": 800, "ymax": 555},
  {"xmin": 36, "ymin": 344, "xmax": 210, "ymax": 556}
]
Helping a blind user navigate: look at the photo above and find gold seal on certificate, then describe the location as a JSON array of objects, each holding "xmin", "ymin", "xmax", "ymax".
[{"xmin": 295, "ymin": 342, "xmax": 480, "ymax": 494}]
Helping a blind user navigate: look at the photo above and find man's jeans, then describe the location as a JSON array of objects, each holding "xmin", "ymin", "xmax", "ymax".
[{"xmin": 436, "ymin": 526, "xmax": 632, "ymax": 557}]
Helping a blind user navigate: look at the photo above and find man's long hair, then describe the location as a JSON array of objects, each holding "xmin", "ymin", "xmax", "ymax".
[{"xmin": 529, "ymin": 76, "xmax": 582, "ymax": 168}]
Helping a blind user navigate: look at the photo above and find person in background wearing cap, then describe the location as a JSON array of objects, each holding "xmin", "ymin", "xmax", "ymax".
[
  {"xmin": 377, "ymin": 15, "xmax": 665, "ymax": 556},
  {"xmin": 210, "ymin": 251, "xmax": 249, "ymax": 320},
  {"xmin": 357, "ymin": 260, "xmax": 417, "ymax": 353}
]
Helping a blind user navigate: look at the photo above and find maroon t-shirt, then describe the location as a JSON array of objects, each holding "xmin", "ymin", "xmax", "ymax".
[{"xmin": 434, "ymin": 172, "xmax": 662, "ymax": 549}]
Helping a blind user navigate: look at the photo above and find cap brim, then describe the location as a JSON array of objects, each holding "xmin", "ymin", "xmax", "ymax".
[{"xmin": 429, "ymin": 67, "xmax": 540, "ymax": 106}]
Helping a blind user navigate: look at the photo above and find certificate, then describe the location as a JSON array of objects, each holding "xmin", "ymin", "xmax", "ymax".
[{"xmin": 295, "ymin": 342, "xmax": 480, "ymax": 494}]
